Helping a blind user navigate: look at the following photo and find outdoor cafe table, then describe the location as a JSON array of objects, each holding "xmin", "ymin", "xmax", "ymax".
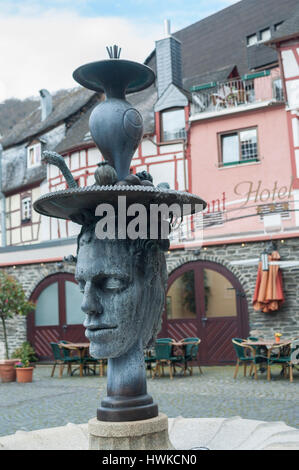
[
  {"xmin": 171, "ymin": 339, "xmax": 200, "ymax": 351},
  {"xmin": 59, "ymin": 342, "xmax": 91, "ymax": 377},
  {"xmin": 242, "ymin": 338, "xmax": 293, "ymax": 381}
]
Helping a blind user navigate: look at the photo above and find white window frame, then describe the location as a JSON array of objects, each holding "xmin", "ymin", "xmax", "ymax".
[
  {"xmin": 247, "ymin": 28, "xmax": 271, "ymax": 46},
  {"xmin": 259, "ymin": 28, "xmax": 271, "ymax": 42},
  {"xmin": 161, "ymin": 108, "xmax": 186, "ymax": 142},
  {"xmin": 27, "ymin": 143, "xmax": 41, "ymax": 168},
  {"xmin": 247, "ymin": 33, "xmax": 258, "ymax": 46},
  {"xmin": 273, "ymin": 78, "xmax": 284, "ymax": 101},
  {"xmin": 220, "ymin": 127, "xmax": 258, "ymax": 166},
  {"xmin": 21, "ymin": 196, "xmax": 32, "ymax": 223}
]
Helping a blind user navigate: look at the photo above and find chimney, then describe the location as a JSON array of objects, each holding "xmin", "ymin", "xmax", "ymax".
[
  {"xmin": 39, "ymin": 89, "xmax": 52, "ymax": 121},
  {"xmin": 155, "ymin": 19, "xmax": 183, "ymax": 98},
  {"xmin": 164, "ymin": 19, "xmax": 171, "ymax": 37}
]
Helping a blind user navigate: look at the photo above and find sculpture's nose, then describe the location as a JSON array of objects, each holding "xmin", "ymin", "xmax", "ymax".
[{"xmin": 81, "ymin": 281, "xmax": 103, "ymax": 317}]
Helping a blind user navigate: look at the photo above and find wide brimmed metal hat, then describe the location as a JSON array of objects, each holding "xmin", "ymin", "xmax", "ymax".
[
  {"xmin": 34, "ymin": 183, "xmax": 206, "ymax": 224},
  {"xmin": 73, "ymin": 59, "xmax": 155, "ymax": 95}
]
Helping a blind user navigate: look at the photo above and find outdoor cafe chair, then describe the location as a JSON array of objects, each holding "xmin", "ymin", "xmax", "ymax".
[
  {"xmin": 59, "ymin": 340, "xmax": 80, "ymax": 361},
  {"xmin": 79, "ymin": 344, "xmax": 99, "ymax": 373},
  {"xmin": 144, "ymin": 348, "xmax": 156, "ymax": 378},
  {"xmin": 267, "ymin": 339, "xmax": 299, "ymax": 382},
  {"xmin": 58, "ymin": 341, "xmax": 81, "ymax": 376},
  {"xmin": 152, "ymin": 340, "xmax": 183, "ymax": 380},
  {"xmin": 50, "ymin": 342, "xmax": 79, "ymax": 378},
  {"xmin": 232, "ymin": 338, "xmax": 261, "ymax": 380},
  {"xmin": 291, "ymin": 339, "xmax": 299, "ymax": 372},
  {"xmin": 246, "ymin": 336, "xmax": 268, "ymax": 373},
  {"xmin": 59, "ymin": 341, "xmax": 104, "ymax": 376},
  {"xmin": 83, "ymin": 354, "xmax": 105, "ymax": 376},
  {"xmin": 150, "ymin": 337, "xmax": 175, "ymax": 375},
  {"xmin": 50, "ymin": 342, "xmax": 64, "ymax": 377},
  {"xmin": 181, "ymin": 337, "xmax": 203, "ymax": 376}
]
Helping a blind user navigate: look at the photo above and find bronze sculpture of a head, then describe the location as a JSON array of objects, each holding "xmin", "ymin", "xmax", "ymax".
[{"xmin": 75, "ymin": 220, "xmax": 168, "ymax": 360}]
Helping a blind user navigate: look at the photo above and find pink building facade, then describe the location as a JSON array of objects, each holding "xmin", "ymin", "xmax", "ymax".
[{"xmin": 189, "ymin": 83, "xmax": 296, "ymax": 246}]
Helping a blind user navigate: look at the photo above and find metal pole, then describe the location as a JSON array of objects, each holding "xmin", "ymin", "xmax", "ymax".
[{"xmin": 0, "ymin": 143, "xmax": 6, "ymax": 247}]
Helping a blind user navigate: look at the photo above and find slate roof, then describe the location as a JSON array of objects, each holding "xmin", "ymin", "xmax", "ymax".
[
  {"xmin": 183, "ymin": 65, "xmax": 237, "ymax": 90},
  {"xmin": 146, "ymin": 0, "xmax": 298, "ymax": 89},
  {"xmin": 54, "ymin": 102, "xmax": 95, "ymax": 154},
  {"xmin": 267, "ymin": 3, "xmax": 299, "ymax": 43},
  {"xmin": 128, "ymin": 84, "xmax": 158, "ymax": 136},
  {"xmin": 1, "ymin": 87, "xmax": 95, "ymax": 149},
  {"xmin": 2, "ymin": 152, "xmax": 46, "ymax": 194},
  {"xmin": 55, "ymin": 84, "xmax": 158, "ymax": 154},
  {"xmin": 0, "ymin": 87, "xmax": 99, "ymax": 193}
]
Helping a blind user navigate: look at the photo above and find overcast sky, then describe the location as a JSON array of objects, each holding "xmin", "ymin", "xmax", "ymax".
[{"xmin": 0, "ymin": 0, "xmax": 239, "ymax": 102}]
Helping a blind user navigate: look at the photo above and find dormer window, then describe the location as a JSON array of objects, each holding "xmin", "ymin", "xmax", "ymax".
[
  {"xmin": 247, "ymin": 28, "xmax": 271, "ymax": 46},
  {"xmin": 247, "ymin": 34, "xmax": 258, "ymax": 46},
  {"xmin": 260, "ymin": 28, "xmax": 271, "ymax": 42},
  {"xmin": 161, "ymin": 108, "xmax": 186, "ymax": 142},
  {"xmin": 27, "ymin": 142, "xmax": 41, "ymax": 168},
  {"xmin": 274, "ymin": 22, "xmax": 283, "ymax": 31}
]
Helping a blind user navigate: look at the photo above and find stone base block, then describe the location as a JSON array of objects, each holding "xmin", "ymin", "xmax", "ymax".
[{"xmin": 88, "ymin": 413, "xmax": 174, "ymax": 450}]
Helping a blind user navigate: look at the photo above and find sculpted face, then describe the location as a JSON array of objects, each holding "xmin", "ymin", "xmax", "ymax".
[{"xmin": 75, "ymin": 230, "xmax": 167, "ymax": 359}]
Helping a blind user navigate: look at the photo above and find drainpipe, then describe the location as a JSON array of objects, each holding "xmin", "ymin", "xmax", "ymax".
[{"xmin": 0, "ymin": 143, "xmax": 6, "ymax": 247}]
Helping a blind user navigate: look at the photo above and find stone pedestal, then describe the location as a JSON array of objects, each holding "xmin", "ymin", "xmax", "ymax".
[{"xmin": 88, "ymin": 413, "xmax": 174, "ymax": 450}]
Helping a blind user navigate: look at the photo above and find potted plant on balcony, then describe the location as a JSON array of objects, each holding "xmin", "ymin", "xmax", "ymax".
[{"xmin": 0, "ymin": 271, "xmax": 35, "ymax": 382}]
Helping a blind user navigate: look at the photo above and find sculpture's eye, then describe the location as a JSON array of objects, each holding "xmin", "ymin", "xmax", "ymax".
[{"xmin": 102, "ymin": 277, "xmax": 127, "ymax": 292}]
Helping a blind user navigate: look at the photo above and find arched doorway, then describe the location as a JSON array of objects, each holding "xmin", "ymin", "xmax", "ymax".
[
  {"xmin": 160, "ymin": 260, "xmax": 249, "ymax": 365},
  {"xmin": 27, "ymin": 273, "xmax": 85, "ymax": 359}
]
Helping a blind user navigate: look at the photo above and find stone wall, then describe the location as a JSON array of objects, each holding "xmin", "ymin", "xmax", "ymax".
[
  {"xmin": 0, "ymin": 260, "xmax": 75, "ymax": 360},
  {"xmin": 166, "ymin": 237, "xmax": 299, "ymax": 339},
  {"xmin": 0, "ymin": 237, "xmax": 298, "ymax": 360}
]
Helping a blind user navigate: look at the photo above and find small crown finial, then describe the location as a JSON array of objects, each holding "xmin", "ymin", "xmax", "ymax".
[{"xmin": 106, "ymin": 45, "xmax": 122, "ymax": 59}]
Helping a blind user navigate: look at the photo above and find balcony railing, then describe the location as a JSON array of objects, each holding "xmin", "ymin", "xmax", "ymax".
[{"xmin": 191, "ymin": 76, "xmax": 284, "ymax": 115}]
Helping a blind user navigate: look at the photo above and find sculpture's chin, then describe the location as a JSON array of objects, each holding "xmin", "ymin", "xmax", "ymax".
[
  {"xmin": 88, "ymin": 339, "xmax": 131, "ymax": 360},
  {"xmin": 88, "ymin": 341, "xmax": 109, "ymax": 360}
]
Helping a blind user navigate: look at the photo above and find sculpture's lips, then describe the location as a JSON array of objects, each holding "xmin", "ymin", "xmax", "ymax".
[
  {"xmin": 86, "ymin": 325, "xmax": 117, "ymax": 339},
  {"xmin": 87, "ymin": 324, "xmax": 117, "ymax": 331}
]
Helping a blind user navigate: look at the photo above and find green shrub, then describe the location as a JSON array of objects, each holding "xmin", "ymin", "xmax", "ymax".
[
  {"xmin": 12, "ymin": 341, "xmax": 38, "ymax": 364},
  {"xmin": 0, "ymin": 271, "xmax": 35, "ymax": 359}
]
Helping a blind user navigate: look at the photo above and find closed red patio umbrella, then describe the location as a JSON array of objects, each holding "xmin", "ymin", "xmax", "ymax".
[{"xmin": 253, "ymin": 250, "xmax": 284, "ymax": 313}]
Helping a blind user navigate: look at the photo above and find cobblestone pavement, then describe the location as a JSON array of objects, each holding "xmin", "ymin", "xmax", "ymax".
[{"xmin": 0, "ymin": 364, "xmax": 298, "ymax": 437}]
